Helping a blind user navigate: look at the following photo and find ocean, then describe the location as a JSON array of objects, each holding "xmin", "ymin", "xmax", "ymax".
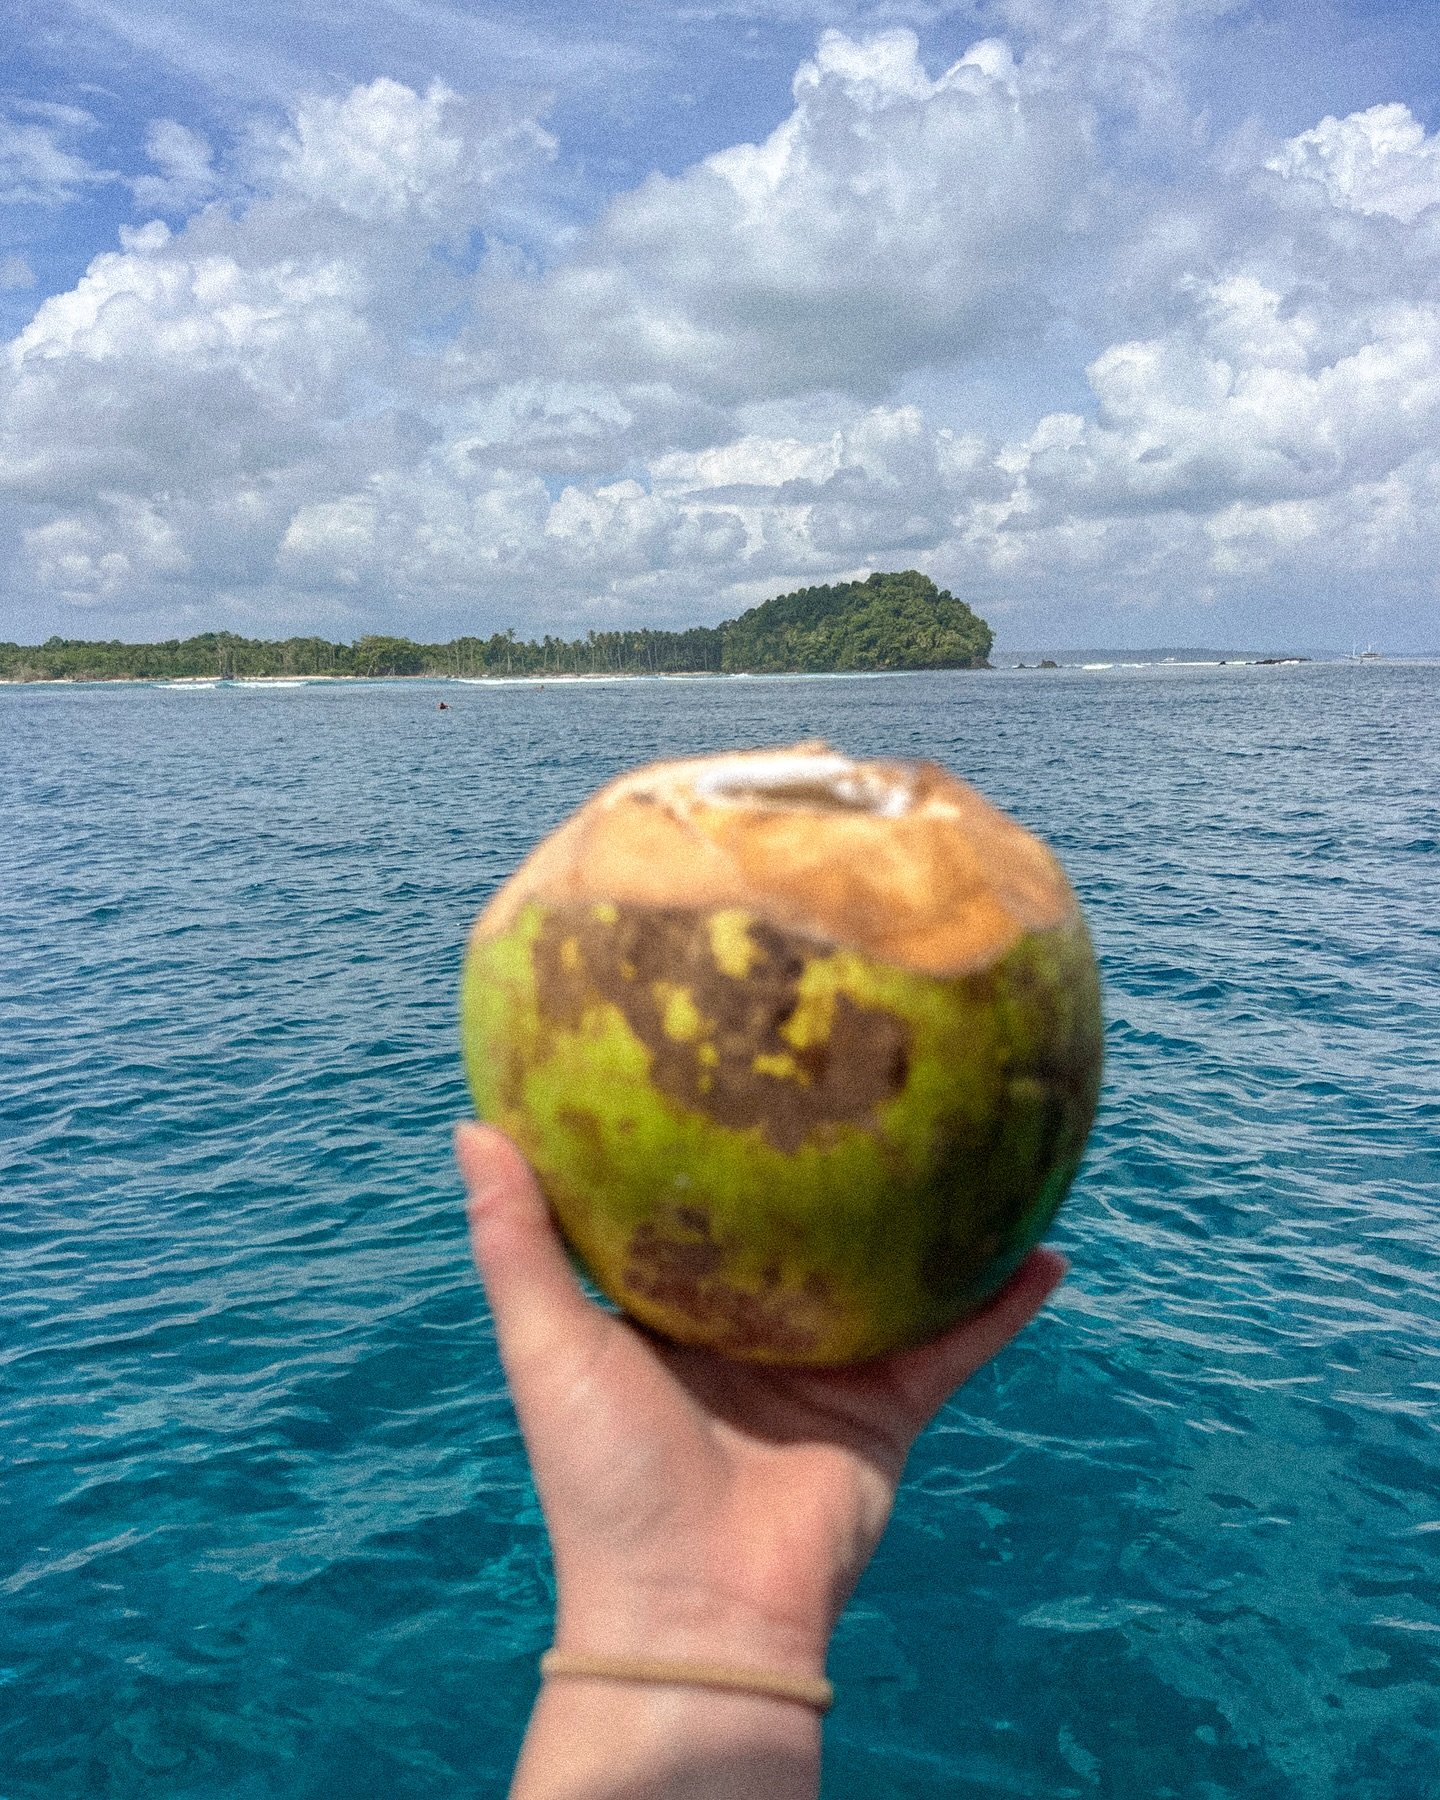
[{"xmin": 3, "ymin": 662, "xmax": 1437, "ymax": 1797}]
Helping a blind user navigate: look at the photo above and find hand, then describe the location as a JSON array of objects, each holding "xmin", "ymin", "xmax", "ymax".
[{"xmin": 456, "ymin": 1121, "xmax": 1067, "ymax": 1682}]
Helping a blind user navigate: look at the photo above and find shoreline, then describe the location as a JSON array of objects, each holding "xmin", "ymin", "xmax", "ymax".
[{"xmin": 2, "ymin": 656, "xmax": 1433, "ymax": 688}]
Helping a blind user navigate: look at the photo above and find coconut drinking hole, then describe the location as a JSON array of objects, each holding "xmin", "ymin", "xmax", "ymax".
[{"xmin": 687, "ymin": 750, "xmax": 917, "ymax": 819}]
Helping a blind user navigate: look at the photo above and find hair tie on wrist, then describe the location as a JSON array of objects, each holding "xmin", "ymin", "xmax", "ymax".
[{"xmin": 539, "ymin": 1649, "xmax": 834, "ymax": 1713}]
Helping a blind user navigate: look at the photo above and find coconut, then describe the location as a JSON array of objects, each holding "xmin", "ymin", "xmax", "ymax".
[{"xmin": 460, "ymin": 743, "xmax": 1101, "ymax": 1366}]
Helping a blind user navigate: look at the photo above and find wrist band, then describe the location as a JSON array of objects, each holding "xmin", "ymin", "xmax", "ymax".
[{"xmin": 539, "ymin": 1649, "xmax": 834, "ymax": 1713}]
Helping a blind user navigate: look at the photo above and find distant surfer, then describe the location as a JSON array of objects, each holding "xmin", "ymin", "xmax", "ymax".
[{"xmin": 438, "ymin": 700, "xmax": 450, "ymax": 711}]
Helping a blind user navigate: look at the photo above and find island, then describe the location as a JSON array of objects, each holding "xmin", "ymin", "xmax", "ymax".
[{"xmin": 0, "ymin": 571, "xmax": 992, "ymax": 682}]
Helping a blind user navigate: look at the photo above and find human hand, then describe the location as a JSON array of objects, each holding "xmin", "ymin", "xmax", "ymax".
[{"xmin": 456, "ymin": 1121, "xmax": 1067, "ymax": 1687}]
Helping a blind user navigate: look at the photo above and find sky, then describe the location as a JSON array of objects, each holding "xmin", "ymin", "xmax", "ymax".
[{"xmin": 3, "ymin": 0, "xmax": 1439, "ymax": 651}]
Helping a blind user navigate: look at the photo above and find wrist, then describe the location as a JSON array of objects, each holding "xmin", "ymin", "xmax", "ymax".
[
  {"xmin": 554, "ymin": 1576, "xmax": 832, "ymax": 1683},
  {"xmin": 517, "ymin": 1669, "xmax": 822, "ymax": 1800}
]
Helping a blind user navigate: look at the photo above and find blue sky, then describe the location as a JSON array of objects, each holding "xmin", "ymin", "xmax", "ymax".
[{"xmin": 3, "ymin": 0, "xmax": 1439, "ymax": 649}]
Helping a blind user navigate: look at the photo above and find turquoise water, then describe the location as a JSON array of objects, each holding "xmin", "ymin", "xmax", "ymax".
[{"xmin": 3, "ymin": 665, "xmax": 1437, "ymax": 1798}]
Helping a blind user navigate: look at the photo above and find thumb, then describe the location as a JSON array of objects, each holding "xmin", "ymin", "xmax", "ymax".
[{"xmin": 455, "ymin": 1121, "xmax": 606, "ymax": 1387}]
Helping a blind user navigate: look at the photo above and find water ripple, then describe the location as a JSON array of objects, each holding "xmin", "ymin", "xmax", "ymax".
[{"xmin": 3, "ymin": 666, "xmax": 1438, "ymax": 1797}]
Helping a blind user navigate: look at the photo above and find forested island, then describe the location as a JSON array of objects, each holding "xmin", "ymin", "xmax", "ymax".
[{"xmin": 1, "ymin": 572, "xmax": 992, "ymax": 682}]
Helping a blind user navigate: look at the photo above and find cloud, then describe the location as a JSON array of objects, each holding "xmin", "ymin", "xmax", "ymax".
[
  {"xmin": 995, "ymin": 0, "xmax": 1249, "ymax": 129},
  {"xmin": 5, "ymin": 219, "xmax": 376, "ymax": 504},
  {"xmin": 9, "ymin": 38, "xmax": 1085, "ymax": 630},
  {"xmin": 1008, "ymin": 285, "xmax": 1440, "ymax": 521},
  {"xmin": 131, "ymin": 120, "xmax": 220, "ymax": 215},
  {"xmin": 0, "ymin": 101, "xmax": 113, "ymax": 207},
  {"xmin": 483, "ymin": 29, "xmax": 1093, "ymax": 402},
  {"xmin": 996, "ymin": 106, "xmax": 1440, "ymax": 535},
  {"xmin": 22, "ymin": 502, "xmax": 191, "ymax": 605},
  {"xmin": 1265, "ymin": 103, "xmax": 1440, "ymax": 225},
  {"xmin": 0, "ymin": 78, "xmax": 555, "ymax": 615},
  {"xmin": 2, "ymin": 31, "xmax": 1440, "ymax": 648},
  {"xmin": 589, "ymin": 89, "xmax": 1440, "ymax": 637},
  {"xmin": 257, "ymin": 77, "xmax": 553, "ymax": 231}
]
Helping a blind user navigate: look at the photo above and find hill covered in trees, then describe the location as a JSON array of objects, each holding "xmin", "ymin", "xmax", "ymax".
[
  {"xmin": 0, "ymin": 572, "xmax": 992, "ymax": 682},
  {"xmin": 721, "ymin": 571, "xmax": 991, "ymax": 672}
]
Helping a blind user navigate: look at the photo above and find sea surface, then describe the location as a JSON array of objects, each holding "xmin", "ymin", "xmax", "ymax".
[{"xmin": 3, "ymin": 663, "xmax": 1437, "ymax": 1799}]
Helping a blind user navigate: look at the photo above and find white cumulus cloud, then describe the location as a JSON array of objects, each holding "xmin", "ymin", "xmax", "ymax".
[
  {"xmin": 23, "ymin": 503, "xmax": 191, "ymax": 605},
  {"xmin": 0, "ymin": 77, "xmax": 555, "ymax": 622},
  {"xmin": 1267, "ymin": 103, "xmax": 1440, "ymax": 225},
  {"xmin": 483, "ymin": 29, "xmax": 1093, "ymax": 402},
  {"xmin": 2, "ymin": 37, "xmax": 1439, "ymax": 649},
  {"xmin": 260, "ymin": 77, "xmax": 552, "ymax": 230}
]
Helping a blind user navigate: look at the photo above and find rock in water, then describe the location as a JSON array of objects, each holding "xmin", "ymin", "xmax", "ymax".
[{"xmin": 461, "ymin": 744, "xmax": 1102, "ymax": 1365}]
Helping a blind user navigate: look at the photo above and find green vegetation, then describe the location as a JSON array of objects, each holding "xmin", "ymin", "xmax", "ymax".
[
  {"xmin": 0, "ymin": 572, "xmax": 991, "ymax": 682},
  {"xmin": 720, "ymin": 571, "xmax": 991, "ymax": 673}
]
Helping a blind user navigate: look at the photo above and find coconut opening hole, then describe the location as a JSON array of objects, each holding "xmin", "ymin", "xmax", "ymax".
[{"xmin": 690, "ymin": 752, "xmax": 915, "ymax": 818}]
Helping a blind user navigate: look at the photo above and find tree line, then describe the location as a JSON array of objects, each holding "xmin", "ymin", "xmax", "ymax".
[{"xmin": 0, "ymin": 573, "xmax": 992, "ymax": 682}]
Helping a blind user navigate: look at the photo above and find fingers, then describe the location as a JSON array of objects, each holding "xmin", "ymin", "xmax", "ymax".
[
  {"xmin": 882, "ymin": 1246, "xmax": 1069, "ymax": 1426},
  {"xmin": 455, "ymin": 1121, "xmax": 606, "ymax": 1387}
]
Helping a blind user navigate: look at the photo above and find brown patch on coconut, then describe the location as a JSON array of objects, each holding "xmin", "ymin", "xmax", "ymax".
[
  {"xmin": 623, "ymin": 1207, "xmax": 832, "ymax": 1358},
  {"xmin": 531, "ymin": 902, "xmax": 911, "ymax": 1151}
]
